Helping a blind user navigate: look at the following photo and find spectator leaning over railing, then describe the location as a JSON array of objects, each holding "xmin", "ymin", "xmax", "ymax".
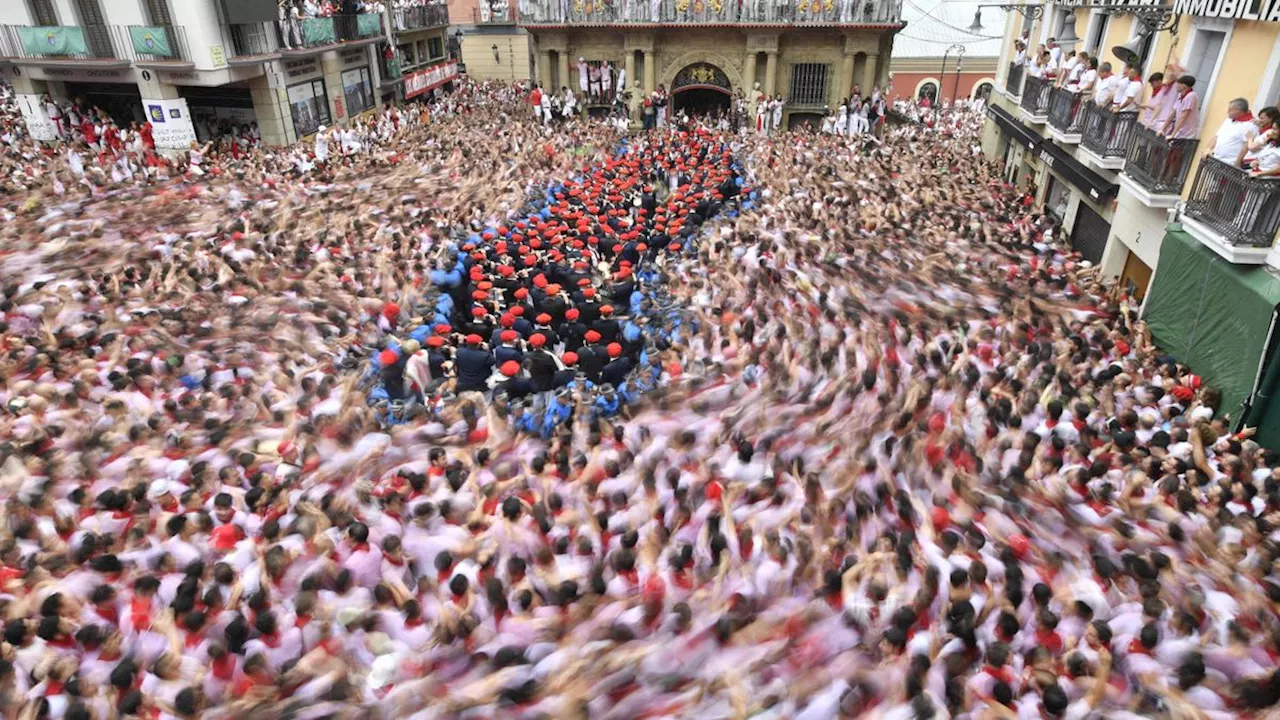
[
  {"xmin": 1068, "ymin": 55, "xmax": 1097, "ymax": 95},
  {"xmin": 1246, "ymin": 106, "xmax": 1280, "ymax": 164},
  {"xmin": 1110, "ymin": 64, "xmax": 1143, "ymax": 114},
  {"xmin": 1208, "ymin": 98, "xmax": 1258, "ymax": 168},
  {"xmin": 1248, "ymin": 120, "xmax": 1280, "ymax": 177},
  {"xmin": 1158, "ymin": 73, "xmax": 1199, "ymax": 140},
  {"xmin": 1139, "ymin": 71, "xmax": 1171, "ymax": 129},
  {"xmin": 1093, "ymin": 61, "xmax": 1122, "ymax": 107}
]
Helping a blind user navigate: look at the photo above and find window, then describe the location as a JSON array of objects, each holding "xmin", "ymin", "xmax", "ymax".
[
  {"xmin": 143, "ymin": 0, "xmax": 173, "ymax": 26},
  {"xmin": 974, "ymin": 82, "xmax": 993, "ymax": 103},
  {"xmin": 789, "ymin": 63, "xmax": 829, "ymax": 107},
  {"xmin": 26, "ymin": 0, "xmax": 58, "ymax": 25},
  {"xmin": 428, "ymin": 36, "xmax": 444, "ymax": 60},
  {"xmin": 917, "ymin": 82, "xmax": 938, "ymax": 102},
  {"xmin": 342, "ymin": 66, "xmax": 374, "ymax": 117},
  {"xmin": 1045, "ymin": 174, "xmax": 1070, "ymax": 220},
  {"xmin": 287, "ymin": 79, "xmax": 331, "ymax": 137},
  {"xmin": 1185, "ymin": 28, "xmax": 1226, "ymax": 102},
  {"xmin": 1086, "ymin": 12, "xmax": 1109, "ymax": 54}
]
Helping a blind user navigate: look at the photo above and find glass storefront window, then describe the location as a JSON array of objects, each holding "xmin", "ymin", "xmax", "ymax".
[{"xmin": 287, "ymin": 79, "xmax": 331, "ymax": 137}]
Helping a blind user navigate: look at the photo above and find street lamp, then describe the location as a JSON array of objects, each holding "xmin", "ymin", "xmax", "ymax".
[
  {"xmin": 968, "ymin": 3, "xmax": 1044, "ymax": 34},
  {"xmin": 492, "ymin": 43, "xmax": 500, "ymax": 63},
  {"xmin": 941, "ymin": 43, "xmax": 964, "ymax": 104}
]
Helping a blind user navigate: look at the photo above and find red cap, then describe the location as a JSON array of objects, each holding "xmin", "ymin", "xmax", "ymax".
[
  {"xmin": 465, "ymin": 334, "xmax": 482, "ymax": 345},
  {"xmin": 379, "ymin": 349, "xmax": 398, "ymax": 366},
  {"xmin": 1009, "ymin": 534, "xmax": 1030, "ymax": 560},
  {"xmin": 426, "ymin": 336, "xmax": 445, "ymax": 348},
  {"xmin": 536, "ymin": 313, "xmax": 552, "ymax": 325},
  {"xmin": 583, "ymin": 288, "xmax": 596, "ymax": 299},
  {"xmin": 434, "ymin": 324, "xmax": 452, "ymax": 334},
  {"xmin": 382, "ymin": 302, "xmax": 400, "ymax": 320},
  {"xmin": 585, "ymin": 330, "xmax": 601, "ymax": 343},
  {"xmin": 529, "ymin": 333, "xmax": 546, "ymax": 348},
  {"xmin": 500, "ymin": 330, "xmax": 518, "ymax": 342},
  {"xmin": 210, "ymin": 524, "xmax": 242, "ymax": 551},
  {"xmin": 471, "ymin": 306, "xmax": 486, "ymax": 317},
  {"xmin": 500, "ymin": 361, "xmax": 520, "ymax": 377},
  {"xmin": 565, "ymin": 308, "xmax": 580, "ymax": 320},
  {"xmin": 600, "ymin": 305, "xmax": 614, "ymax": 316},
  {"xmin": 607, "ymin": 343, "xmax": 622, "ymax": 358},
  {"xmin": 545, "ymin": 284, "xmax": 561, "ymax": 295},
  {"xmin": 511, "ymin": 306, "xmax": 525, "ymax": 317},
  {"xmin": 562, "ymin": 352, "xmax": 578, "ymax": 365},
  {"xmin": 501, "ymin": 314, "xmax": 515, "ymax": 328},
  {"xmin": 472, "ymin": 290, "xmax": 488, "ymax": 301},
  {"xmin": 930, "ymin": 506, "xmax": 950, "ymax": 529},
  {"xmin": 514, "ymin": 288, "xmax": 529, "ymax": 300}
]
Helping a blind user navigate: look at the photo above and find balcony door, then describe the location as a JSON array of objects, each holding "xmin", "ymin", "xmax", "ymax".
[
  {"xmin": 25, "ymin": 0, "xmax": 58, "ymax": 25},
  {"xmin": 144, "ymin": 0, "xmax": 175, "ymax": 26},
  {"xmin": 72, "ymin": 0, "xmax": 113, "ymax": 57},
  {"xmin": 1070, "ymin": 202, "xmax": 1110, "ymax": 265}
]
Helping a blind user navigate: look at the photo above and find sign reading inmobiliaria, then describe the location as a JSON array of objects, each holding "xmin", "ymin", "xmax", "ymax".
[
  {"xmin": 405, "ymin": 61, "xmax": 459, "ymax": 99},
  {"xmin": 1058, "ymin": 0, "xmax": 1280, "ymax": 21}
]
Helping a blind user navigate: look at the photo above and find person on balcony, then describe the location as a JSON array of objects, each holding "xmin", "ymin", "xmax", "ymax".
[
  {"xmin": 1208, "ymin": 98, "xmax": 1256, "ymax": 168},
  {"xmin": 1059, "ymin": 50, "xmax": 1080, "ymax": 88},
  {"xmin": 1110, "ymin": 64, "xmax": 1143, "ymax": 114},
  {"xmin": 1012, "ymin": 40, "xmax": 1027, "ymax": 67},
  {"xmin": 1248, "ymin": 123, "xmax": 1280, "ymax": 177},
  {"xmin": 1161, "ymin": 74, "xmax": 1199, "ymax": 140},
  {"xmin": 1092, "ymin": 62, "xmax": 1122, "ymax": 107},
  {"xmin": 1067, "ymin": 56, "xmax": 1096, "ymax": 96},
  {"xmin": 1245, "ymin": 106, "xmax": 1280, "ymax": 164},
  {"xmin": 1138, "ymin": 72, "xmax": 1172, "ymax": 130}
]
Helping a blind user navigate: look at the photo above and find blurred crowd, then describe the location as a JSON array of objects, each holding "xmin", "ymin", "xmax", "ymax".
[{"xmin": 0, "ymin": 75, "xmax": 1276, "ymax": 720}]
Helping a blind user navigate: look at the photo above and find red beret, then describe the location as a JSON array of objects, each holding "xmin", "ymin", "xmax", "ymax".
[
  {"xmin": 465, "ymin": 334, "xmax": 482, "ymax": 345},
  {"xmin": 501, "ymin": 314, "xmax": 515, "ymax": 328},
  {"xmin": 565, "ymin": 308, "xmax": 580, "ymax": 320},
  {"xmin": 477, "ymin": 281, "xmax": 493, "ymax": 291},
  {"xmin": 536, "ymin": 313, "xmax": 552, "ymax": 324},
  {"xmin": 562, "ymin": 351, "xmax": 578, "ymax": 365},
  {"xmin": 583, "ymin": 288, "xmax": 596, "ymax": 299},
  {"xmin": 511, "ymin": 306, "xmax": 525, "ymax": 317},
  {"xmin": 425, "ymin": 336, "xmax": 445, "ymax": 348},
  {"xmin": 607, "ymin": 343, "xmax": 622, "ymax": 358},
  {"xmin": 471, "ymin": 306, "xmax": 486, "ymax": 317},
  {"xmin": 529, "ymin": 333, "xmax": 546, "ymax": 348},
  {"xmin": 600, "ymin": 305, "xmax": 614, "ymax": 316},
  {"xmin": 585, "ymin": 330, "xmax": 601, "ymax": 343},
  {"xmin": 545, "ymin": 284, "xmax": 561, "ymax": 295},
  {"xmin": 500, "ymin": 330, "xmax": 518, "ymax": 342},
  {"xmin": 500, "ymin": 360, "xmax": 520, "ymax": 377},
  {"xmin": 382, "ymin": 302, "xmax": 400, "ymax": 319},
  {"xmin": 472, "ymin": 290, "xmax": 488, "ymax": 301},
  {"xmin": 379, "ymin": 349, "xmax": 398, "ymax": 366},
  {"xmin": 514, "ymin": 288, "xmax": 528, "ymax": 300},
  {"xmin": 434, "ymin": 324, "xmax": 452, "ymax": 334}
]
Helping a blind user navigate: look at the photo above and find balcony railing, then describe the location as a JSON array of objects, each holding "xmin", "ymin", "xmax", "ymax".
[
  {"xmin": 0, "ymin": 24, "xmax": 122, "ymax": 60},
  {"xmin": 475, "ymin": 3, "xmax": 517, "ymax": 23},
  {"xmin": 226, "ymin": 22, "xmax": 278, "ymax": 57},
  {"xmin": 120, "ymin": 25, "xmax": 191, "ymax": 63},
  {"xmin": 1005, "ymin": 62, "xmax": 1024, "ymax": 98},
  {"xmin": 1019, "ymin": 74, "xmax": 1050, "ymax": 117},
  {"xmin": 1080, "ymin": 103, "xmax": 1138, "ymax": 161},
  {"xmin": 279, "ymin": 13, "xmax": 383, "ymax": 51},
  {"xmin": 1123, "ymin": 125, "xmax": 1200, "ymax": 197},
  {"xmin": 1047, "ymin": 86, "xmax": 1084, "ymax": 136},
  {"xmin": 518, "ymin": 0, "xmax": 902, "ymax": 24},
  {"xmin": 1184, "ymin": 156, "xmax": 1280, "ymax": 248},
  {"xmin": 395, "ymin": 5, "xmax": 450, "ymax": 30}
]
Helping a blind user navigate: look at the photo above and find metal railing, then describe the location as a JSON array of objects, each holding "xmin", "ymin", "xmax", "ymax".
[
  {"xmin": 395, "ymin": 5, "xmax": 450, "ymax": 30},
  {"xmin": 1047, "ymin": 86, "xmax": 1084, "ymax": 135},
  {"xmin": 120, "ymin": 24, "xmax": 191, "ymax": 63},
  {"xmin": 518, "ymin": 0, "xmax": 902, "ymax": 24},
  {"xmin": 1080, "ymin": 103, "xmax": 1138, "ymax": 160},
  {"xmin": 1005, "ymin": 62, "xmax": 1024, "ymax": 98},
  {"xmin": 0, "ymin": 24, "xmax": 123, "ymax": 60},
  {"xmin": 1184, "ymin": 156, "xmax": 1280, "ymax": 248},
  {"xmin": 1019, "ymin": 74, "xmax": 1050, "ymax": 117},
  {"xmin": 227, "ymin": 22, "xmax": 278, "ymax": 57},
  {"xmin": 1124, "ymin": 125, "xmax": 1199, "ymax": 196},
  {"xmin": 474, "ymin": 3, "xmax": 518, "ymax": 23},
  {"xmin": 275, "ymin": 13, "xmax": 382, "ymax": 51}
]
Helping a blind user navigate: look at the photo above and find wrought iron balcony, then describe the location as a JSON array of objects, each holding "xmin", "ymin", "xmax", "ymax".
[
  {"xmin": 1047, "ymin": 86, "xmax": 1084, "ymax": 138},
  {"xmin": 1005, "ymin": 62, "xmax": 1024, "ymax": 98},
  {"xmin": 1080, "ymin": 103, "xmax": 1138, "ymax": 165},
  {"xmin": 395, "ymin": 5, "xmax": 450, "ymax": 31},
  {"xmin": 1184, "ymin": 156, "xmax": 1280, "ymax": 250},
  {"xmin": 120, "ymin": 25, "xmax": 191, "ymax": 64},
  {"xmin": 225, "ymin": 22, "xmax": 278, "ymax": 59},
  {"xmin": 0, "ymin": 24, "xmax": 124, "ymax": 61},
  {"xmin": 518, "ymin": 0, "xmax": 902, "ymax": 25},
  {"xmin": 1019, "ymin": 74, "xmax": 1050, "ymax": 119},
  {"xmin": 1123, "ymin": 125, "xmax": 1199, "ymax": 198},
  {"xmin": 474, "ymin": 2, "xmax": 518, "ymax": 23}
]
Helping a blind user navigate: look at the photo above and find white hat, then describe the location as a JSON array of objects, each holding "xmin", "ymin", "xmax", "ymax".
[
  {"xmin": 1191, "ymin": 406, "xmax": 1214, "ymax": 422},
  {"xmin": 367, "ymin": 653, "xmax": 401, "ymax": 690},
  {"xmin": 148, "ymin": 479, "xmax": 171, "ymax": 499}
]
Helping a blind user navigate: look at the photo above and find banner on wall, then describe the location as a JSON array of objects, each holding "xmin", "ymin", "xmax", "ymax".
[
  {"xmin": 146, "ymin": 98, "xmax": 197, "ymax": 150},
  {"xmin": 18, "ymin": 26, "xmax": 88, "ymax": 56},
  {"xmin": 405, "ymin": 60, "xmax": 458, "ymax": 99},
  {"xmin": 16, "ymin": 94, "xmax": 57, "ymax": 142},
  {"xmin": 129, "ymin": 26, "xmax": 173, "ymax": 57}
]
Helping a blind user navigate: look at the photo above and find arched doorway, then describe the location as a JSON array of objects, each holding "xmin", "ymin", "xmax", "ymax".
[
  {"xmin": 917, "ymin": 81, "xmax": 938, "ymax": 103},
  {"xmin": 670, "ymin": 62, "xmax": 732, "ymax": 119}
]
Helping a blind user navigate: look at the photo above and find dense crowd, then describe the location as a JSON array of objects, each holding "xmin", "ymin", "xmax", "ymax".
[{"xmin": 0, "ymin": 76, "xmax": 1277, "ymax": 720}]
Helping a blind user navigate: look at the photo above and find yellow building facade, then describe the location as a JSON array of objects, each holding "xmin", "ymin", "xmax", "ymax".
[{"xmin": 981, "ymin": 0, "xmax": 1280, "ymax": 441}]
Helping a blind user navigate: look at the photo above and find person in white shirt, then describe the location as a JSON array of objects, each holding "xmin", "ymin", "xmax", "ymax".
[
  {"xmin": 1069, "ymin": 56, "xmax": 1097, "ymax": 95},
  {"xmin": 1210, "ymin": 98, "xmax": 1259, "ymax": 167},
  {"xmin": 1111, "ymin": 64, "xmax": 1143, "ymax": 113},
  {"xmin": 1093, "ymin": 62, "xmax": 1121, "ymax": 106}
]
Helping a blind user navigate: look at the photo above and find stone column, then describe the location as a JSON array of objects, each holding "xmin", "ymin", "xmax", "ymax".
[
  {"xmin": 624, "ymin": 51, "xmax": 636, "ymax": 94},
  {"xmin": 249, "ymin": 71, "xmax": 296, "ymax": 148},
  {"xmin": 538, "ymin": 50, "xmax": 552, "ymax": 89},
  {"xmin": 840, "ymin": 52, "xmax": 854, "ymax": 100},
  {"xmin": 863, "ymin": 52, "xmax": 878, "ymax": 92},
  {"xmin": 764, "ymin": 51, "xmax": 778, "ymax": 96},
  {"xmin": 743, "ymin": 52, "xmax": 757, "ymax": 94},
  {"xmin": 557, "ymin": 51, "xmax": 570, "ymax": 91},
  {"xmin": 320, "ymin": 50, "xmax": 348, "ymax": 126},
  {"xmin": 643, "ymin": 49, "xmax": 655, "ymax": 93}
]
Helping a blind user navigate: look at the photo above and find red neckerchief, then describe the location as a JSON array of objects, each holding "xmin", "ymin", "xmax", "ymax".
[
  {"xmin": 95, "ymin": 605, "xmax": 119, "ymax": 625},
  {"xmin": 740, "ymin": 536, "xmax": 754, "ymax": 561},
  {"xmin": 47, "ymin": 636, "xmax": 76, "ymax": 650},
  {"xmin": 184, "ymin": 631, "xmax": 203, "ymax": 649},
  {"xmin": 45, "ymin": 679, "xmax": 64, "ymax": 696},
  {"xmin": 1035, "ymin": 627, "xmax": 1063, "ymax": 653},
  {"xmin": 211, "ymin": 655, "xmax": 236, "ymax": 681},
  {"xmin": 259, "ymin": 631, "xmax": 281, "ymax": 649},
  {"xmin": 1127, "ymin": 638, "xmax": 1152, "ymax": 657},
  {"xmin": 437, "ymin": 567, "xmax": 452, "ymax": 583},
  {"xmin": 351, "ymin": 542, "xmax": 370, "ymax": 553},
  {"xmin": 619, "ymin": 569, "xmax": 639, "ymax": 586},
  {"xmin": 295, "ymin": 614, "xmax": 312, "ymax": 629},
  {"xmin": 983, "ymin": 664, "xmax": 1014, "ymax": 685},
  {"xmin": 405, "ymin": 616, "xmax": 425, "ymax": 629},
  {"xmin": 384, "ymin": 554, "xmax": 405, "ymax": 567}
]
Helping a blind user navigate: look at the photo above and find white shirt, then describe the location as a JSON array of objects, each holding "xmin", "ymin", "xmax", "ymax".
[
  {"xmin": 1094, "ymin": 74, "xmax": 1123, "ymax": 105},
  {"xmin": 1212, "ymin": 118, "xmax": 1259, "ymax": 166},
  {"xmin": 1113, "ymin": 78, "xmax": 1143, "ymax": 109}
]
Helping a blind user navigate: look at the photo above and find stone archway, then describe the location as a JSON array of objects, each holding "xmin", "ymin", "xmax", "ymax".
[{"xmin": 658, "ymin": 50, "xmax": 742, "ymax": 94}]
